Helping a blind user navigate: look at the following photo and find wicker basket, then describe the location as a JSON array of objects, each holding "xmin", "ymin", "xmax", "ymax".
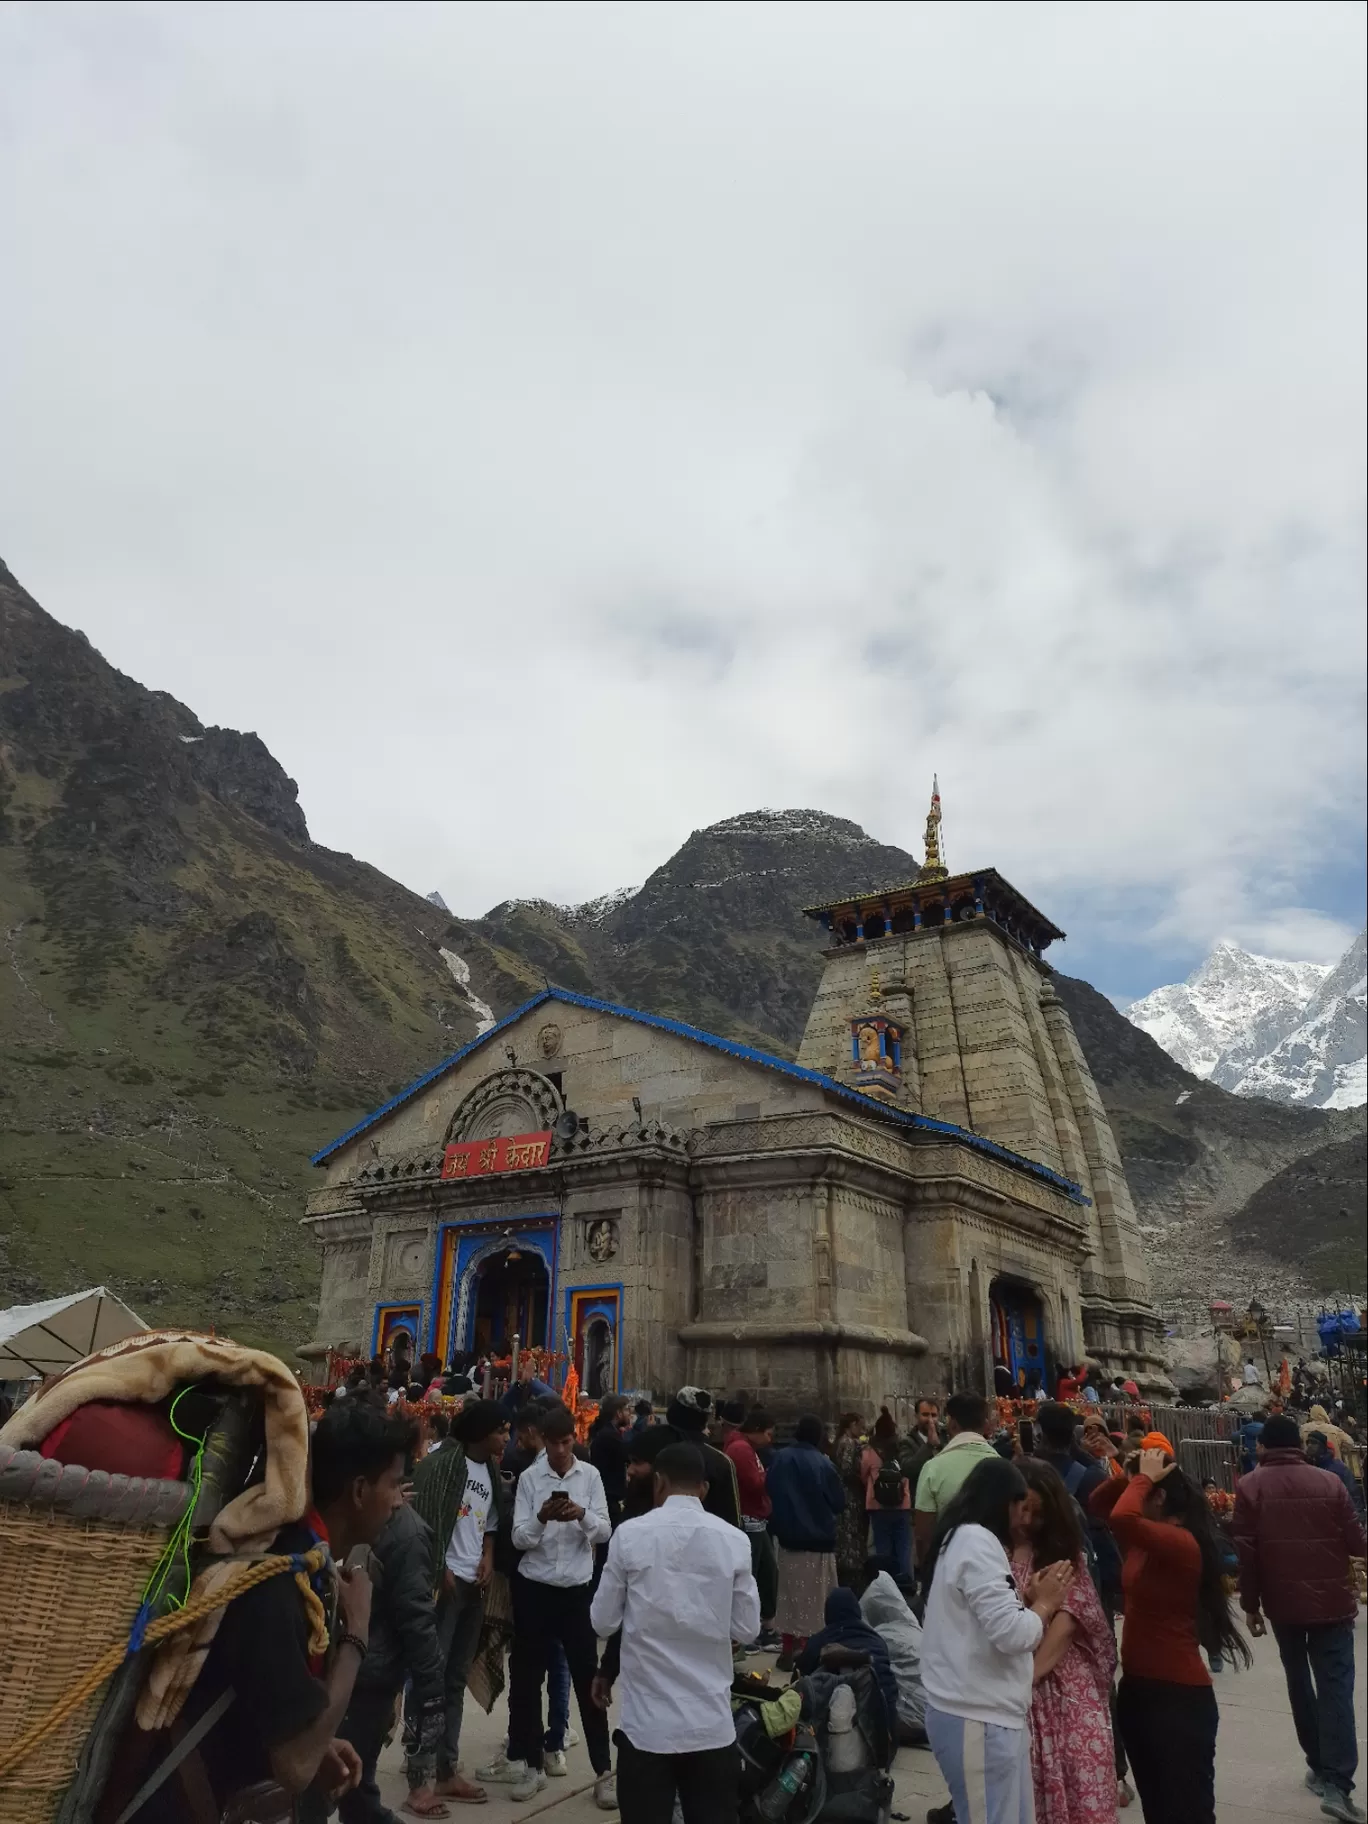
[{"xmin": 0, "ymin": 1448, "xmax": 189, "ymax": 1824}]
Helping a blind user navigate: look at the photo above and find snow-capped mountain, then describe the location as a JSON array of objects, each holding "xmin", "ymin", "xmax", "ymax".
[
  {"xmin": 1218, "ymin": 930, "xmax": 1367, "ymax": 1109},
  {"xmin": 1124, "ymin": 942, "xmax": 1329, "ymax": 1080},
  {"xmin": 1125, "ymin": 934, "xmax": 1366, "ymax": 1109}
]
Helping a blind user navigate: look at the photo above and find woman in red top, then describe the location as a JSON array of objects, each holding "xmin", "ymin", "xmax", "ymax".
[{"xmin": 1093, "ymin": 1447, "xmax": 1249, "ymax": 1824}]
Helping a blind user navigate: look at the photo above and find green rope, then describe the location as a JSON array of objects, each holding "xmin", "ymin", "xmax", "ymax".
[{"xmin": 139, "ymin": 1386, "xmax": 208, "ymax": 1614}]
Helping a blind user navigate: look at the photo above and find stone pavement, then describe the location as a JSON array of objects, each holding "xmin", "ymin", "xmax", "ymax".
[{"xmin": 371, "ymin": 1614, "xmax": 1365, "ymax": 1821}]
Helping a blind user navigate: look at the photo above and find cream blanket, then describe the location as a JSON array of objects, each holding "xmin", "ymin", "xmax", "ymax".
[{"xmin": 0, "ymin": 1327, "xmax": 310, "ymax": 1728}]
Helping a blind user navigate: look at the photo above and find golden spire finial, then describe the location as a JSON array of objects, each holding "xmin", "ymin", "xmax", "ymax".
[{"xmin": 914, "ymin": 775, "xmax": 948, "ymax": 884}]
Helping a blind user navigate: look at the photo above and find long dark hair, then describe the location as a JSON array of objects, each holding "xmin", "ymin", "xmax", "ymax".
[
  {"xmin": 921, "ymin": 1457, "xmax": 1028, "ymax": 1594},
  {"xmin": 1017, "ymin": 1458, "xmax": 1084, "ymax": 1570},
  {"xmin": 1153, "ymin": 1468, "xmax": 1252, "ymax": 1667}
]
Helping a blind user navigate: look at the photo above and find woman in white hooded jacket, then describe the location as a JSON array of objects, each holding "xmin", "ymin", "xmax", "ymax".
[{"xmin": 920, "ymin": 1457, "xmax": 1073, "ymax": 1824}]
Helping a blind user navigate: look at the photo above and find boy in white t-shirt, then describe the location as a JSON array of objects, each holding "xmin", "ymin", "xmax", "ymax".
[{"xmin": 414, "ymin": 1399, "xmax": 508, "ymax": 1806}]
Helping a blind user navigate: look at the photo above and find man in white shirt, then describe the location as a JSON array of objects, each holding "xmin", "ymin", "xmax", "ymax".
[
  {"xmin": 590, "ymin": 1441, "xmax": 760, "ymax": 1824},
  {"xmin": 508, "ymin": 1404, "xmax": 615, "ymax": 1807}
]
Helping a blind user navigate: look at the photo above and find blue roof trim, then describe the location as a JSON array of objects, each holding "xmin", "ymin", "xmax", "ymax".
[{"xmin": 311, "ymin": 985, "xmax": 1088, "ymax": 1203}]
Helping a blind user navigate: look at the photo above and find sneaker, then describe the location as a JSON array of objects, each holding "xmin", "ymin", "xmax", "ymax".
[
  {"xmin": 1322, "ymin": 1790, "xmax": 1367, "ymax": 1823},
  {"xmin": 545, "ymin": 1750, "xmax": 568, "ymax": 1778},
  {"xmin": 476, "ymin": 1749, "xmax": 524, "ymax": 1783},
  {"xmin": 564, "ymin": 1726, "xmax": 581, "ymax": 1750},
  {"xmin": 775, "ymin": 1650, "xmax": 795, "ymax": 1673},
  {"xmin": 510, "ymin": 1766, "xmax": 549, "ymax": 1803},
  {"xmin": 926, "ymin": 1805, "xmax": 956, "ymax": 1824},
  {"xmin": 757, "ymin": 1626, "xmax": 782, "ymax": 1651},
  {"xmin": 1309, "ymin": 1773, "xmax": 1328, "ymax": 1797},
  {"xmin": 594, "ymin": 1771, "xmax": 618, "ymax": 1810}
]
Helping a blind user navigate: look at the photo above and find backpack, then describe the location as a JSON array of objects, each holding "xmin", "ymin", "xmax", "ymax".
[{"xmin": 872, "ymin": 1461, "xmax": 905, "ymax": 1508}]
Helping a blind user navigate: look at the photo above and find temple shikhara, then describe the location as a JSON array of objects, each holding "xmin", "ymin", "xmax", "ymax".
[{"xmin": 304, "ymin": 787, "xmax": 1169, "ymax": 1410}]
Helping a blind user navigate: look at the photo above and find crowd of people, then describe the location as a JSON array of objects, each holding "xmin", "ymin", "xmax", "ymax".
[{"xmin": 131, "ymin": 1345, "xmax": 1367, "ymax": 1824}]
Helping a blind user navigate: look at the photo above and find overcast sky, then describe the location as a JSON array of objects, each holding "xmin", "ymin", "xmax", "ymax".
[{"xmin": 2, "ymin": 1, "xmax": 1364, "ymax": 999}]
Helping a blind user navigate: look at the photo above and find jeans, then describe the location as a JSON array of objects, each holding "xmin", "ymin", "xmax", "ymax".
[
  {"xmin": 1272, "ymin": 1618, "xmax": 1359, "ymax": 1797},
  {"xmin": 545, "ymin": 1640, "xmax": 572, "ymax": 1752},
  {"xmin": 615, "ymin": 1729, "xmax": 740, "ymax": 1824},
  {"xmin": 1117, "ymin": 1675, "xmax": 1218, "ymax": 1824},
  {"xmin": 432, "ymin": 1577, "xmax": 486, "ymax": 1780},
  {"xmin": 869, "ymin": 1509, "xmax": 913, "ymax": 1579},
  {"xmin": 925, "ymin": 1703, "xmax": 1032, "ymax": 1824},
  {"xmin": 744, "ymin": 1527, "xmax": 779, "ymax": 1624},
  {"xmin": 507, "ymin": 1574, "xmax": 612, "ymax": 1775},
  {"xmin": 337, "ymin": 1683, "xmax": 400, "ymax": 1824}
]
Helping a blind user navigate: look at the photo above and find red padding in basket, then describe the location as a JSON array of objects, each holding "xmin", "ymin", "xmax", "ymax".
[{"xmin": 39, "ymin": 1401, "xmax": 184, "ymax": 1481}]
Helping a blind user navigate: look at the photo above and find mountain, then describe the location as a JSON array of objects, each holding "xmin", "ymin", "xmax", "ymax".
[
  {"xmin": 1218, "ymin": 930, "xmax": 1367, "ymax": 1110},
  {"xmin": 1053, "ymin": 974, "xmax": 1365, "ymax": 1315},
  {"xmin": 4, "ymin": 559, "xmax": 1363, "ymax": 1354},
  {"xmin": 477, "ymin": 808, "xmax": 921, "ymax": 1052},
  {"xmin": 1125, "ymin": 942, "xmax": 1330, "ymax": 1080},
  {"xmin": 0, "ymin": 559, "xmax": 540, "ymax": 1353}
]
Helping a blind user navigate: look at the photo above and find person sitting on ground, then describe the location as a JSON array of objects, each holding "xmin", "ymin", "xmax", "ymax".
[
  {"xmin": 665, "ymin": 1386, "xmax": 741, "ymax": 1528},
  {"xmin": 913, "ymin": 1392, "xmax": 1000, "ymax": 1566},
  {"xmin": 795, "ymin": 1586, "xmax": 900, "ymax": 1756},
  {"xmin": 859, "ymin": 1567, "xmax": 928, "ymax": 1747},
  {"xmin": 136, "ymin": 1399, "xmax": 412, "ymax": 1824},
  {"xmin": 1235, "ymin": 1414, "xmax": 1366, "ymax": 1823},
  {"xmin": 590, "ymin": 1442, "xmax": 760, "ymax": 1824}
]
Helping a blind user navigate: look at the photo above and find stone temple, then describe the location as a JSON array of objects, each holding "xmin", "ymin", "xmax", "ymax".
[{"xmin": 305, "ymin": 792, "xmax": 1169, "ymax": 1411}]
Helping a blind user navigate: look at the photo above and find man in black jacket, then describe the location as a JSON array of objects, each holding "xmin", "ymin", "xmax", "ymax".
[
  {"xmin": 664, "ymin": 1387, "xmax": 741, "ymax": 1529},
  {"xmin": 337, "ymin": 1498, "xmax": 446, "ymax": 1824}
]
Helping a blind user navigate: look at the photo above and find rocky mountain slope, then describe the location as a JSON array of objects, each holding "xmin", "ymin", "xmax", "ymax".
[
  {"xmin": 0, "ymin": 560, "xmax": 541, "ymax": 1353},
  {"xmin": 4, "ymin": 560, "xmax": 1362, "ymax": 1354}
]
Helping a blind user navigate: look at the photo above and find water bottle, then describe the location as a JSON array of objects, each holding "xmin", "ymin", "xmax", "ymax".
[{"xmin": 755, "ymin": 1752, "xmax": 812, "ymax": 1820}]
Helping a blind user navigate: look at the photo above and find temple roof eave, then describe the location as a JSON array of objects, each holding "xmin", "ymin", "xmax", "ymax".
[{"xmin": 800, "ymin": 866, "xmax": 1066, "ymax": 947}]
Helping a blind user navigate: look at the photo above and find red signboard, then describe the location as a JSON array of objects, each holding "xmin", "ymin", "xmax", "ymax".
[{"xmin": 441, "ymin": 1130, "xmax": 552, "ymax": 1181}]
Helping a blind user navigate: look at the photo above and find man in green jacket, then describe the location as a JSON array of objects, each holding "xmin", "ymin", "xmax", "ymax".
[
  {"xmin": 411, "ymin": 1400, "xmax": 510, "ymax": 1806},
  {"xmin": 912, "ymin": 1392, "xmax": 999, "ymax": 1566}
]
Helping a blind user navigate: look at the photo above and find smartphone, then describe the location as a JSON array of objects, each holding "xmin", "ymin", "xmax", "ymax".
[{"xmin": 1017, "ymin": 1418, "xmax": 1035, "ymax": 1456}]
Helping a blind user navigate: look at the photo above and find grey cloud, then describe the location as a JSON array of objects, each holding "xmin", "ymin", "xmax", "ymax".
[{"xmin": 0, "ymin": 0, "xmax": 1362, "ymax": 977}]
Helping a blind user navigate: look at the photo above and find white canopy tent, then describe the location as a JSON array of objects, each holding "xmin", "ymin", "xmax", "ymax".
[{"xmin": 0, "ymin": 1286, "xmax": 148, "ymax": 1379}]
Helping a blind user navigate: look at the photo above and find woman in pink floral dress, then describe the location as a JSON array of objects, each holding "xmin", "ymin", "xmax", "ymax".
[{"xmin": 1011, "ymin": 1458, "xmax": 1119, "ymax": 1823}]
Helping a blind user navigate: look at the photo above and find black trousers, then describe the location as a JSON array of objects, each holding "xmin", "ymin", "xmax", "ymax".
[
  {"xmin": 1117, "ymin": 1675, "xmax": 1218, "ymax": 1824},
  {"xmin": 335, "ymin": 1682, "xmax": 398, "ymax": 1824},
  {"xmin": 614, "ymin": 1729, "xmax": 740, "ymax": 1824},
  {"xmin": 507, "ymin": 1574, "xmax": 611, "ymax": 1775}
]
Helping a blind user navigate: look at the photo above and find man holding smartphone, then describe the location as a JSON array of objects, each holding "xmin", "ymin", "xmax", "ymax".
[{"xmin": 508, "ymin": 1404, "xmax": 616, "ymax": 1807}]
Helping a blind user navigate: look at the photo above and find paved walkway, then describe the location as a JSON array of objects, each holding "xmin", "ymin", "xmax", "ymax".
[{"xmin": 371, "ymin": 1614, "xmax": 1365, "ymax": 1821}]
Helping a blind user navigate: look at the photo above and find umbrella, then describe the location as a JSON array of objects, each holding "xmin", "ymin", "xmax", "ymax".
[{"xmin": 0, "ymin": 1286, "xmax": 147, "ymax": 1378}]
